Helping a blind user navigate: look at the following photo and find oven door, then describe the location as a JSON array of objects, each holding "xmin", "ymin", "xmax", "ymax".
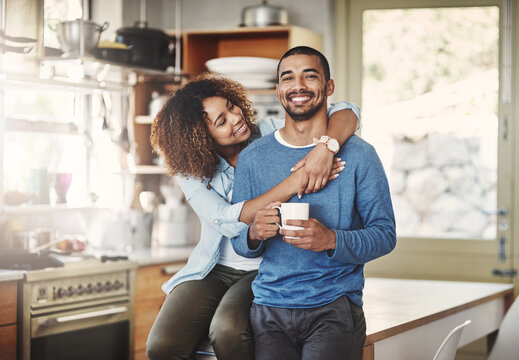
[{"xmin": 30, "ymin": 304, "xmax": 131, "ymax": 360}]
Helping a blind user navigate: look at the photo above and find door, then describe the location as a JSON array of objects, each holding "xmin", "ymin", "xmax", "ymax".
[{"xmin": 335, "ymin": 0, "xmax": 515, "ymax": 283}]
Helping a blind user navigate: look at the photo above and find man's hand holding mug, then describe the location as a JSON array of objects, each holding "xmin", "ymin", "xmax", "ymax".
[{"xmin": 248, "ymin": 202, "xmax": 336, "ymax": 252}]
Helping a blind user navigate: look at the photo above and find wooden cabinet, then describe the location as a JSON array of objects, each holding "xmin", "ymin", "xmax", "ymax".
[
  {"xmin": 133, "ymin": 262, "xmax": 185, "ymax": 360},
  {"xmin": 178, "ymin": 26, "xmax": 323, "ymax": 75},
  {"xmin": 0, "ymin": 281, "xmax": 19, "ymax": 360}
]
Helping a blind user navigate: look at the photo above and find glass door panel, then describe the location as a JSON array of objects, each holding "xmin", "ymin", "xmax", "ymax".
[
  {"xmin": 361, "ymin": 6, "xmax": 499, "ymax": 240},
  {"xmin": 342, "ymin": 0, "xmax": 514, "ymax": 282}
]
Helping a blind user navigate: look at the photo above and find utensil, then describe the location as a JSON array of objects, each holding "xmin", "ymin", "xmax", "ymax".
[
  {"xmin": 205, "ymin": 56, "xmax": 278, "ymax": 74},
  {"xmin": 115, "ymin": 0, "xmax": 173, "ymax": 70},
  {"xmin": 54, "ymin": 19, "xmax": 108, "ymax": 56},
  {"xmin": 240, "ymin": 0, "xmax": 289, "ymax": 27},
  {"xmin": 115, "ymin": 21, "xmax": 173, "ymax": 70}
]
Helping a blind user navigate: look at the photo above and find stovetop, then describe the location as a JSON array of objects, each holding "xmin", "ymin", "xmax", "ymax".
[
  {"xmin": 0, "ymin": 249, "xmax": 132, "ymax": 271},
  {"xmin": 0, "ymin": 250, "xmax": 69, "ymax": 271}
]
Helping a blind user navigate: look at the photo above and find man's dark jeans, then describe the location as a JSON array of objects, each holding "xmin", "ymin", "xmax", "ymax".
[{"xmin": 251, "ymin": 295, "xmax": 366, "ymax": 360}]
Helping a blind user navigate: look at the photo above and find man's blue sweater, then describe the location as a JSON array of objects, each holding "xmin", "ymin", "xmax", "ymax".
[{"xmin": 231, "ymin": 133, "xmax": 396, "ymax": 308}]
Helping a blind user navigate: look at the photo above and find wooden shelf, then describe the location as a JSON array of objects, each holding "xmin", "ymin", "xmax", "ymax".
[
  {"xmin": 135, "ymin": 115, "xmax": 154, "ymax": 125},
  {"xmin": 130, "ymin": 165, "xmax": 168, "ymax": 175}
]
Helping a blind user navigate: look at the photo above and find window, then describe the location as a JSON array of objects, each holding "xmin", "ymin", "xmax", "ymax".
[{"xmin": 362, "ymin": 7, "xmax": 499, "ymax": 240}]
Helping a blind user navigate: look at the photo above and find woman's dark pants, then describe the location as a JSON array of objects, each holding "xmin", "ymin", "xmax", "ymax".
[{"xmin": 146, "ymin": 264, "xmax": 257, "ymax": 360}]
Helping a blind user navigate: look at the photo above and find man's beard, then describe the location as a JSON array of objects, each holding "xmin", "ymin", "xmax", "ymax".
[{"xmin": 282, "ymin": 87, "xmax": 327, "ymax": 122}]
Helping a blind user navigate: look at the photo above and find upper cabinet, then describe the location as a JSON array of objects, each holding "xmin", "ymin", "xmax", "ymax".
[{"xmin": 176, "ymin": 26, "xmax": 323, "ymax": 76}]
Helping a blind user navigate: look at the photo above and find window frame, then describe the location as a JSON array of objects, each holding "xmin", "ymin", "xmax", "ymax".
[{"xmin": 334, "ymin": 0, "xmax": 517, "ymax": 286}]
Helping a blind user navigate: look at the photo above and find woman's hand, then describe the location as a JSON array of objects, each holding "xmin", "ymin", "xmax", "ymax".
[{"xmin": 291, "ymin": 144, "xmax": 345, "ymax": 197}]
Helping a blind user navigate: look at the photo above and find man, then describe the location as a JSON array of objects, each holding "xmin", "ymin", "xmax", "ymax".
[{"xmin": 231, "ymin": 46, "xmax": 397, "ymax": 360}]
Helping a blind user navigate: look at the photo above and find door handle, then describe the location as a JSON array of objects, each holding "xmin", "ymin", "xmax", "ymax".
[
  {"xmin": 492, "ymin": 269, "xmax": 517, "ymax": 278},
  {"xmin": 483, "ymin": 207, "xmax": 508, "ymax": 216},
  {"xmin": 56, "ymin": 306, "xmax": 128, "ymax": 323}
]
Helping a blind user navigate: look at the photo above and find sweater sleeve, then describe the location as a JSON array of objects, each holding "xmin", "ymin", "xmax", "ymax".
[
  {"xmin": 328, "ymin": 145, "xmax": 396, "ymax": 264},
  {"xmin": 230, "ymin": 153, "xmax": 266, "ymax": 258},
  {"xmin": 176, "ymin": 175, "xmax": 247, "ymax": 238}
]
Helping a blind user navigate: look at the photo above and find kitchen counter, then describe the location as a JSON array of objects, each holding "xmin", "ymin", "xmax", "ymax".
[
  {"xmin": 89, "ymin": 245, "xmax": 195, "ymax": 267},
  {"xmin": 0, "ymin": 269, "xmax": 24, "ymax": 282}
]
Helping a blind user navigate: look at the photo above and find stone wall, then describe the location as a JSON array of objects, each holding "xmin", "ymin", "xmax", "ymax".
[{"xmin": 390, "ymin": 133, "xmax": 496, "ymax": 239}]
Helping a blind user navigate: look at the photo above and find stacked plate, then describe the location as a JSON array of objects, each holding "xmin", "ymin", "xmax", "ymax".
[{"xmin": 205, "ymin": 56, "xmax": 278, "ymax": 89}]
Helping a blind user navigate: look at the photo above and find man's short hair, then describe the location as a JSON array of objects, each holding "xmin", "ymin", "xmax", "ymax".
[{"xmin": 276, "ymin": 46, "xmax": 331, "ymax": 83}]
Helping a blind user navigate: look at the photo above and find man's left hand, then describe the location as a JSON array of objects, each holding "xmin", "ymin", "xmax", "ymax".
[{"xmin": 279, "ymin": 218, "xmax": 336, "ymax": 252}]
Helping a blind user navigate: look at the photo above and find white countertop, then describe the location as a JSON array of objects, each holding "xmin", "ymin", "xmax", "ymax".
[
  {"xmin": 88, "ymin": 245, "xmax": 195, "ymax": 266},
  {"xmin": 0, "ymin": 269, "xmax": 25, "ymax": 282}
]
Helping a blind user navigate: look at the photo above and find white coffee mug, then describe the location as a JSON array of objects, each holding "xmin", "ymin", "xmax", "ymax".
[{"xmin": 273, "ymin": 203, "xmax": 309, "ymax": 239}]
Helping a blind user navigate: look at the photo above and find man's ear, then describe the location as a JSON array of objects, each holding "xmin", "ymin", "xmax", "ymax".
[
  {"xmin": 276, "ymin": 84, "xmax": 281, "ymax": 101},
  {"xmin": 326, "ymin": 79, "xmax": 335, "ymax": 96}
]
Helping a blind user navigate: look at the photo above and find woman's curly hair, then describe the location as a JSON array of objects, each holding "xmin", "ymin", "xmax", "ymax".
[{"xmin": 150, "ymin": 74, "xmax": 257, "ymax": 182}]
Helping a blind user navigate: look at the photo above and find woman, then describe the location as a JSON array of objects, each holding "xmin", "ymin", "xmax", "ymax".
[{"xmin": 147, "ymin": 75, "xmax": 360, "ymax": 360}]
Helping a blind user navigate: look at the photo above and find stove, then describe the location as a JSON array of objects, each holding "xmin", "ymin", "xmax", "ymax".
[{"xmin": 18, "ymin": 255, "xmax": 137, "ymax": 360}]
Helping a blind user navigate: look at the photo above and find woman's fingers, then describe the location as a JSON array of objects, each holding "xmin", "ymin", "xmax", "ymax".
[
  {"xmin": 291, "ymin": 158, "xmax": 306, "ymax": 172},
  {"xmin": 328, "ymin": 160, "xmax": 345, "ymax": 181},
  {"xmin": 328, "ymin": 173, "xmax": 339, "ymax": 181},
  {"xmin": 331, "ymin": 161, "xmax": 346, "ymax": 174}
]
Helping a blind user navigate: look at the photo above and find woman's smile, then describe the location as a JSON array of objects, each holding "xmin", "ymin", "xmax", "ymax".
[{"xmin": 233, "ymin": 122, "xmax": 248, "ymax": 136}]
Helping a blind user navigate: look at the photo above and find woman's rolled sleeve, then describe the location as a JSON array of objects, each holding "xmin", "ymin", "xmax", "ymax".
[
  {"xmin": 328, "ymin": 101, "xmax": 361, "ymax": 130},
  {"xmin": 176, "ymin": 176, "xmax": 248, "ymax": 238}
]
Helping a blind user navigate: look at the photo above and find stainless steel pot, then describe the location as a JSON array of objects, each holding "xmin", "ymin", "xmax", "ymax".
[
  {"xmin": 240, "ymin": 1, "xmax": 288, "ymax": 27},
  {"xmin": 55, "ymin": 19, "xmax": 108, "ymax": 56}
]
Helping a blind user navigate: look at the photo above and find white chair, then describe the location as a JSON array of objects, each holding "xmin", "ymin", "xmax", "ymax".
[
  {"xmin": 433, "ymin": 320, "xmax": 472, "ymax": 360},
  {"xmin": 487, "ymin": 296, "xmax": 519, "ymax": 360}
]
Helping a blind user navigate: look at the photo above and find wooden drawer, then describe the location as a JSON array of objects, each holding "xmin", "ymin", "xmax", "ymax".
[
  {"xmin": 133, "ymin": 262, "xmax": 185, "ymax": 358},
  {"xmin": 134, "ymin": 349, "xmax": 148, "ymax": 360},
  {"xmin": 0, "ymin": 324, "xmax": 17, "ymax": 360},
  {"xmin": 134, "ymin": 297, "xmax": 165, "ymax": 352},
  {"xmin": 135, "ymin": 262, "xmax": 184, "ymax": 302},
  {"xmin": 0, "ymin": 282, "xmax": 17, "ymax": 325}
]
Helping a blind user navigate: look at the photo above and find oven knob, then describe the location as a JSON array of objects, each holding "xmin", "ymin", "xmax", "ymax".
[
  {"xmin": 104, "ymin": 281, "xmax": 112, "ymax": 291},
  {"xmin": 86, "ymin": 283, "xmax": 94, "ymax": 294},
  {"xmin": 57, "ymin": 287, "xmax": 66, "ymax": 298},
  {"xmin": 67, "ymin": 286, "xmax": 76, "ymax": 296},
  {"xmin": 95, "ymin": 282, "xmax": 103, "ymax": 293},
  {"xmin": 77, "ymin": 285, "xmax": 85, "ymax": 295},
  {"xmin": 114, "ymin": 280, "xmax": 123, "ymax": 290}
]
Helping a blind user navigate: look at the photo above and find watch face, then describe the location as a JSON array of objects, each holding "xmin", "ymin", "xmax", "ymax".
[{"xmin": 328, "ymin": 138, "xmax": 340, "ymax": 153}]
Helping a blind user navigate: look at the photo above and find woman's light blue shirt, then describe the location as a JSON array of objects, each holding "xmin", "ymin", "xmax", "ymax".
[{"xmin": 161, "ymin": 102, "xmax": 361, "ymax": 294}]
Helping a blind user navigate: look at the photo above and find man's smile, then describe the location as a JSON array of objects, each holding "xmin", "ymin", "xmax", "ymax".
[{"xmin": 287, "ymin": 92, "xmax": 314, "ymax": 106}]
